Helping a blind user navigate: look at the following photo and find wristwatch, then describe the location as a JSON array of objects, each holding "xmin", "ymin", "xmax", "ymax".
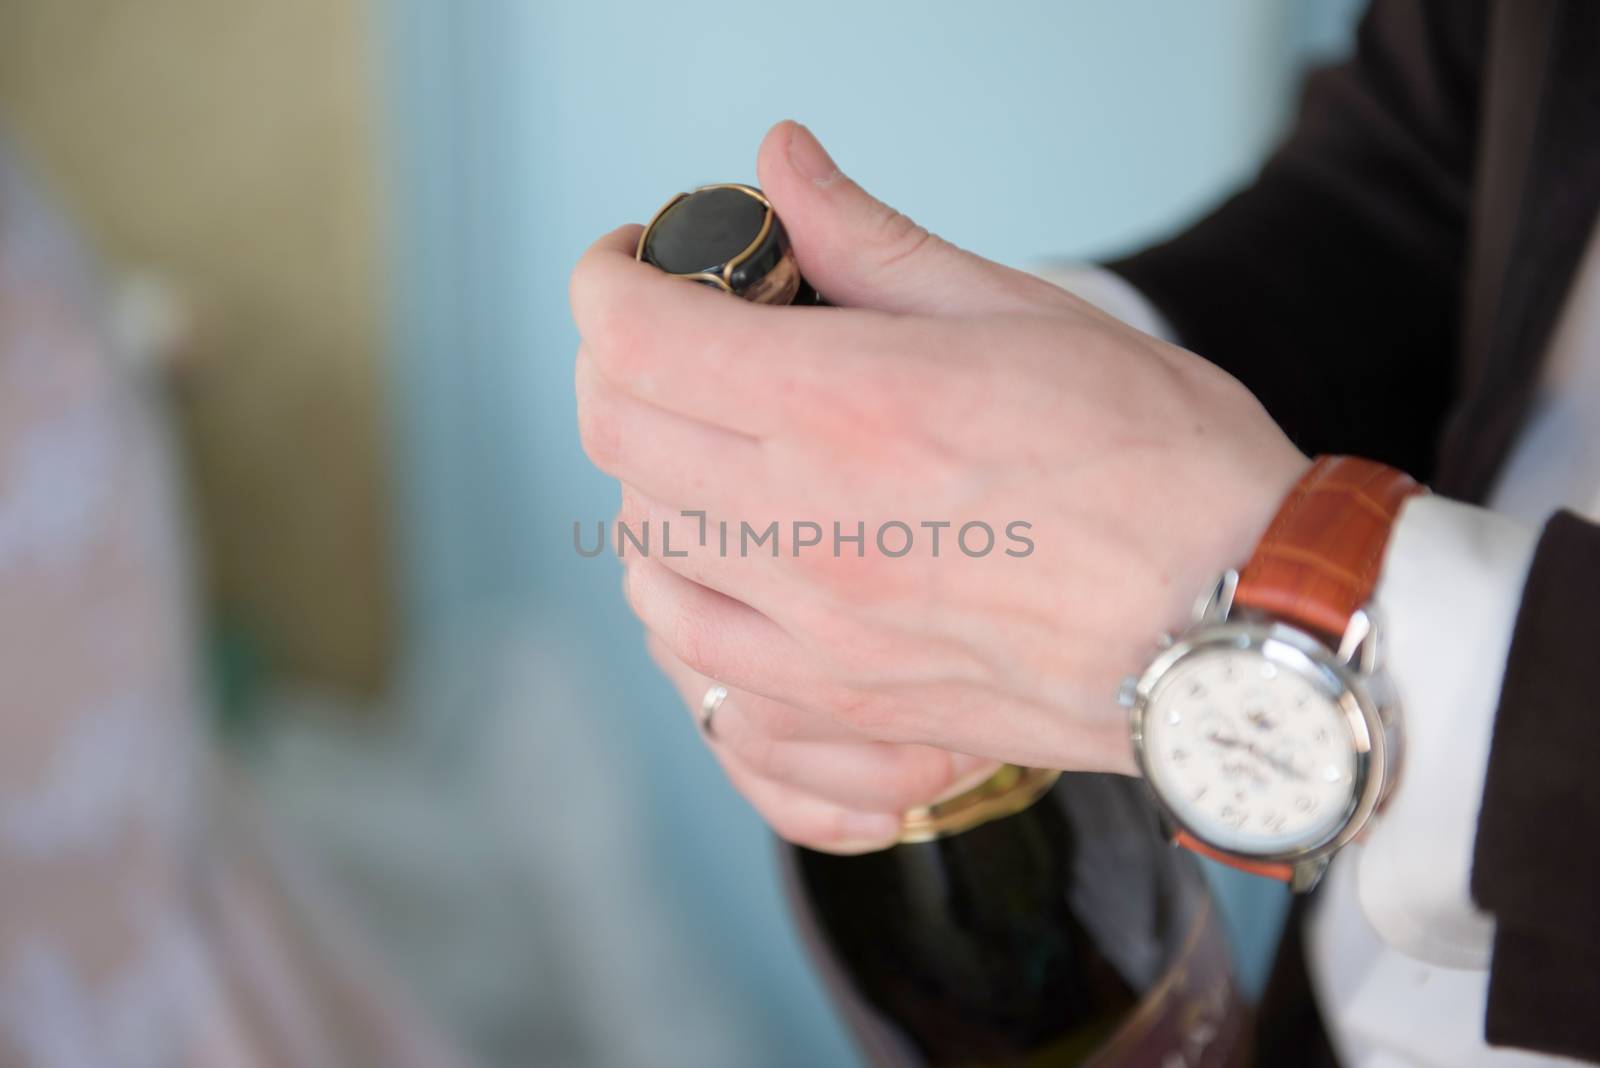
[{"xmin": 1123, "ymin": 455, "xmax": 1425, "ymax": 891}]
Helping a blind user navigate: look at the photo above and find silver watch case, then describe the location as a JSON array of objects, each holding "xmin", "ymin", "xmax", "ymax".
[{"xmin": 1123, "ymin": 569, "xmax": 1403, "ymax": 892}]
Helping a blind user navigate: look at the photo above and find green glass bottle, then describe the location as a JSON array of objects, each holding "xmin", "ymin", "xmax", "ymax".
[{"xmin": 785, "ymin": 767, "xmax": 1248, "ymax": 1067}]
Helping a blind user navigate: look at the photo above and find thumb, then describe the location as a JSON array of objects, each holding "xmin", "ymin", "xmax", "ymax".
[{"xmin": 755, "ymin": 120, "xmax": 1047, "ymax": 315}]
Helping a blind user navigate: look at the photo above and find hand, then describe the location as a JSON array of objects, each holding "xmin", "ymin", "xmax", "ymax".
[{"xmin": 571, "ymin": 120, "xmax": 1308, "ymax": 850}]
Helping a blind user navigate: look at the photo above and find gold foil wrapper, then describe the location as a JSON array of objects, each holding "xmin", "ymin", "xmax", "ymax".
[{"xmin": 897, "ymin": 764, "xmax": 1061, "ymax": 843}]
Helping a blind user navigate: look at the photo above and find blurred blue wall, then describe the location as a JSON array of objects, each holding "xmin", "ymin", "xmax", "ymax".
[{"xmin": 380, "ymin": 2, "xmax": 1360, "ymax": 1063}]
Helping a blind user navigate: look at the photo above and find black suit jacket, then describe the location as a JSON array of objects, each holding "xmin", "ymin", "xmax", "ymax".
[{"xmin": 1108, "ymin": 1, "xmax": 1600, "ymax": 1062}]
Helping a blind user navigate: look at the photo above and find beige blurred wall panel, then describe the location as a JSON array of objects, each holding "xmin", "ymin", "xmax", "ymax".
[{"xmin": 0, "ymin": 1, "xmax": 394, "ymax": 694}]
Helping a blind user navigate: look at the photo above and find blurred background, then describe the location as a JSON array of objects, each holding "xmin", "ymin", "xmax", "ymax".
[{"xmin": 0, "ymin": 1, "xmax": 1362, "ymax": 1064}]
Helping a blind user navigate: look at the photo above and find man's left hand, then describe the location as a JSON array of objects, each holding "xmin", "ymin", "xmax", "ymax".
[{"xmin": 571, "ymin": 121, "xmax": 1307, "ymax": 849}]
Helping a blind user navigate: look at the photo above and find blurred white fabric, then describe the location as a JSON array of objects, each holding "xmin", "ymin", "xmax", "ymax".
[
  {"xmin": 0, "ymin": 130, "xmax": 765, "ymax": 1068},
  {"xmin": 250, "ymin": 621, "xmax": 764, "ymax": 1068},
  {"xmin": 0, "ymin": 136, "xmax": 457, "ymax": 1068}
]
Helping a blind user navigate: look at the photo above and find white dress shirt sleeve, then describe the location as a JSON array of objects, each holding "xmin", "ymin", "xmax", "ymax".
[
  {"xmin": 1030, "ymin": 262, "xmax": 1180, "ymax": 342},
  {"xmin": 1356, "ymin": 495, "xmax": 1538, "ymax": 967}
]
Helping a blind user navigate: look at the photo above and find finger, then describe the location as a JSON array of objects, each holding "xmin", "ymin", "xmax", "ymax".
[
  {"xmin": 626, "ymin": 544, "xmax": 1135, "ymax": 774},
  {"xmin": 755, "ymin": 120, "xmax": 1085, "ymax": 317},
  {"xmin": 648, "ymin": 633, "xmax": 992, "ymax": 810},
  {"xmin": 725, "ymin": 736, "xmax": 996, "ymax": 814},
  {"xmin": 570, "ymin": 221, "xmax": 914, "ymax": 436},
  {"xmin": 576, "ymin": 346, "xmax": 766, "ymax": 505},
  {"xmin": 719, "ymin": 757, "xmax": 903, "ymax": 854},
  {"xmin": 615, "ymin": 485, "xmax": 814, "ymax": 624},
  {"xmin": 646, "ymin": 634, "xmax": 858, "ymax": 744},
  {"xmin": 623, "ymin": 554, "xmax": 816, "ymax": 699},
  {"xmin": 627, "ymin": 561, "xmax": 1131, "ymax": 771}
]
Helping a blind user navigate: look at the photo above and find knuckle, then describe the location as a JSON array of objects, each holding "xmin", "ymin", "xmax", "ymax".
[
  {"xmin": 791, "ymin": 610, "xmax": 911, "ymax": 686},
  {"xmin": 850, "ymin": 365, "xmax": 916, "ymax": 436},
  {"xmin": 569, "ymin": 227, "xmax": 643, "ymax": 346},
  {"xmin": 916, "ymin": 354, "xmax": 990, "ymax": 441},
  {"xmin": 575, "ymin": 293, "xmax": 649, "ymax": 382},
  {"xmin": 871, "ymin": 208, "xmax": 936, "ymax": 272},
  {"xmin": 668, "ymin": 606, "xmax": 720, "ymax": 680},
  {"xmin": 816, "ymin": 806, "xmax": 867, "ymax": 847},
  {"xmin": 789, "ymin": 546, "xmax": 860, "ymax": 607},
  {"xmin": 767, "ymin": 813, "xmax": 823, "ymax": 849},
  {"xmin": 753, "ymin": 796, "xmax": 816, "ymax": 846},
  {"xmin": 567, "ymin": 259, "xmax": 594, "ymax": 326},
  {"xmin": 616, "ymin": 486, "xmax": 650, "ymax": 530},
  {"xmin": 830, "ymin": 688, "xmax": 901, "ymax": 736},
  {"xmin": 885, "ymin": 749, "xmax": 957, "ymax": 808},
  {"xmin": 768, "ymin": 805, "xmax": 850, "ymax": 852},
  {"xmin": 576, "ymin": 391, "xmax": 623, "ymax": 470},
  {"xmin": 739, "ymin": 697, "xmax": 804, "ymax": 742},
  {"xmin": 791, "ymin": 551, "xmax": 917, "ymax": 622},
  {"xmin": 732, "ymin": 733, "xmax": 786, "ymax": 778},
  {"xmin": 620, "ymin": 564, "xmax": 642, "ymax": 614},
  {"xmin": 569, "ymin": 259, "xmax": 613, "ymax": 342}
]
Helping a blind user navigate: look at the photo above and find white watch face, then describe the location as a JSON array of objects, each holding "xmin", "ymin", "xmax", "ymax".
[{"xmin": 1141, "ymin": 646, "xmax": 1360, "ymax": 856}]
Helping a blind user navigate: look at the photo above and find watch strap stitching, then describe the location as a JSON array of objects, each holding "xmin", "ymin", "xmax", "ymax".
[{"xmin": 1234, "ymin": 456, "xmax": 1425, "ymax": 640}]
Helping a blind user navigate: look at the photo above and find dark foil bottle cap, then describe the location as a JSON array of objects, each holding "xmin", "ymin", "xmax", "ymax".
[{"xmin": 636, "ymin": 183, "xmax": 822, "ymax": 306}]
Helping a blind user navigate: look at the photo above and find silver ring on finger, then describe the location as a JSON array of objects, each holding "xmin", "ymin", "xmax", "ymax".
[{"xmin": 699, "ymin": 684, "xmax": 729, "ymax": 740}]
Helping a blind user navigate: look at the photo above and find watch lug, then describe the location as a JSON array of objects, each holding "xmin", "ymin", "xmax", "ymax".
[
  {"xmin": 1337, "ymin": 607, "xmax": 1381, "ymax": 675},
  {"xmin": 1154, "ymin": 808, "xmax": 1179, "ymax": 843},
  {"xmin": 1195, "ymin": 569, "xmax": 1240, "ymax": 625},
  {"xmin": 1138, "ymin": 781, "xmax": 1180, "ymax": 841},
  {"xmin": 1290, "ymin": 856, "xmax": 1330, "ymax": 893},
  {"xmin": 1115, "ymin": 675, "xmax": 1139, "ymax": 708}
]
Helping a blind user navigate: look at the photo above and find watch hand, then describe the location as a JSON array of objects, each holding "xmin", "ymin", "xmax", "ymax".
[
  {"xmin": 1245, "ymin": 708, "xmax": 1279, "ymax": 731},
  {"xmin": 1207, "ymin": 732, "xmax": 1307, "ymax": 782},
  {"xmin": 1218, "ymin": 757, "xmax": 1271, "ymax": 789},
  {"xmin": 1205, "ymin": 733, "xmax": 1273, "ymax": 788},
  {"xmin": 1244, "ymin": 742, "xmax": 1306, "ymax": 782}
]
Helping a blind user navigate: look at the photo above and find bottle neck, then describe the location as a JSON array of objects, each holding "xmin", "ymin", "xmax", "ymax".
[{"xmin": 897, "ymin": 764, "xmax": 1061, "ymax": 843}]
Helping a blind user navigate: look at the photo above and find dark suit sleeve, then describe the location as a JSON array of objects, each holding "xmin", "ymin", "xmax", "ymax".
[
  {"xmin": 1106, "ymin": 0, "xmax": 1486, "ymax": 481},
  {"xmin": 1103, "ymin": 3, "xmax": 1600, "ymax": 1059},
  {"xmin": 1471, "ymin": 510, "xmax": 1600, "ymax": 1063}
]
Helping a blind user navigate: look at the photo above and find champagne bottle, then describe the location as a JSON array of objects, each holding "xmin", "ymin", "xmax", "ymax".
[
  {"xmin": 785, "ymin": 768, "xmax": 1248, "ymax": 1067},
  {"xmin": 638, "ymin": 184, "xmax": 1249, "ymax": 1067}
]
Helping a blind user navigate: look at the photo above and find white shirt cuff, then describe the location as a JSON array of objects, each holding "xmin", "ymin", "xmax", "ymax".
[
  {"xmin": 1355, "ymin": 495, "xmax": 1540, "ymax": 968},
  {"xmin": 1028, "ymin": 263, "xmax": 1180, "ymax": 342},
  {"xmin": 1031, "ymin": 262, "xmax": 1540, "ymax": 971}
]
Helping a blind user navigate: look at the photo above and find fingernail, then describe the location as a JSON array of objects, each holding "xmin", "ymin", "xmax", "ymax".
[
  {"xmin": 936, "ymin": 755, "xmax": 1003, "ymax": 803},
  {"xmin": 841, "ymin": 811, "xmax": 901, "ymax": 842},
  {"xmin": 788, "ymin": 123, "xmax": 841, "ymax": 185},
  {"xmin": 950, "ymin": 752, "xmax": 992, "ymax": 777}
]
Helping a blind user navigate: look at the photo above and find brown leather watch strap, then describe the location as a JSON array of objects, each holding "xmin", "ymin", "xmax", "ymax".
[
  {"xmin": 1173, "ymin": 831, "xmax": 1294, "ymax": 882},
  {"xmin": 1234, "ymin": 455, "xmax": 1425, "ymax": 642}
]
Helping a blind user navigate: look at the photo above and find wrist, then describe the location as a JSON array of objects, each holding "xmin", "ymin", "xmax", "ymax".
[
  {"xmin": 1126, "ymin": 456, "xmax": 1423, "ymax": 891},
  {"xmin": 1098, "ymin": 444, "xmax": 1309, "ymax": 780},
  {"xmin": 1160, "ymin": 444, "xmax": 1313, "ymax": 642}
]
